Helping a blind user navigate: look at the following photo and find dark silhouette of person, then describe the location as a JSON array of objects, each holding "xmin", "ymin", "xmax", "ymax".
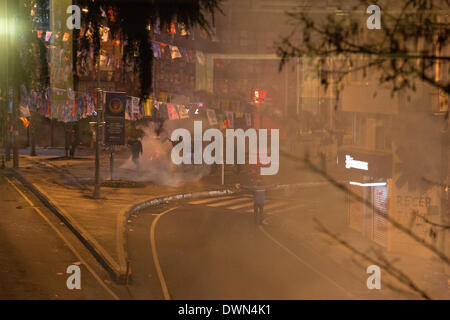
[
  {"xmin": 70, "ymin": 128, "xmax": 79, "ymax": 159},
  {"xmin": 129, "ymin": 139, "xmax": 143, "ymax": 171},
  {"xmin": 65, "ymin": 126, "xmax": 71, "ymax": 158},
  {"xmin": 239, "ymin": 179, "xmax": 274, "ymax": 226}
]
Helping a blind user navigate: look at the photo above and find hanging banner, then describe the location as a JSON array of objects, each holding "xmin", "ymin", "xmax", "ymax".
[
  {"xmin": 158, "ymin": 103, "xmax": 169, "ymax": 120},
  {"xmin": 167, "ymin": 103, "xmax": 180, "ymax": 120},
  {"xmin": 62, "ymin": 32, "xmax": 70, "ymax": 42},
  {"xmin": 20, "ymin": 117, "xmax": 30, "ymax": 128},
  {"xmin": 152, "ymin": 41, "xmax": 161, "ymax": 58},
  {"xmin": 177, "ymin": 105, "xmax": 189, "ymax": 119},
  {"xmin": 144, "ymin": 99, "xmax": 152, "ymax": 117},
  {"xmin": 45, "ymin": 31, "xmax": 52, "ymax": 42},
  {"xmin": 19, "ymin": 105, "xmax": 31, "ymax": 118},
  {"xmin": 104, "ymin": 92, "xmax": 126, "ymax": 146},
  {"xmin": 170, "ymin": 45, "xmax": 182, "ymax": 59},
  {"xmin": 206, "ymin": 109, "xmax": 218, "ymax": 126},
  {"xmin": 130, "ymin": 96, "xmax": 140, "ymax": 114}
]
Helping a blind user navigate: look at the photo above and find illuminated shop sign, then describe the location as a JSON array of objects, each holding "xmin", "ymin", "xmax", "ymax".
[
  {"xmin": 337, "ymin": 147, "xmax": 393, "ymax": 178},
  {"xmin": 349, "ymin": 181, "xmax": 387, "ymax": 187},
  {"xmin": 345, "ymin": 155, "xmax": 368, "ymax": 171}
]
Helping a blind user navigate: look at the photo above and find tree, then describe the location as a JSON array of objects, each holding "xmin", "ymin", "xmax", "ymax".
[
  {"xmin": 73, "ymin": 0, "xmax": 223, "ymax": 98},
  {"xmin": 276, "ymin": 0, "xmax": 450, "ymax": 299},
  {"xmin": 277, "ymin": 0, "xmax": 449, "ymax": 98}
]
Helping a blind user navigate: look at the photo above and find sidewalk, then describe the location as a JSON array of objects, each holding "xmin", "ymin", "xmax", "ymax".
[
  {"xmin": 2, "ymin": 147, "xmax": 335, "ymax": 283},
  {"xmin": 266, "ymin": 193, "xmax": 449, "ymax": 299}
]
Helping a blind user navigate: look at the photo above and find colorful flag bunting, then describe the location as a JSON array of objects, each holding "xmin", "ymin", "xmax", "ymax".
[
  {"xmin": 45, "ymin": 31, "xmax": 52, "ymax": 42},
  {"xmin": 167, "ymin": 103, "xmax": 179, "ymax": 120},
  {"xmin": 131, "ymin": 96, "xmax": 140, "ymax": 114},
  {"xmin": 20, "ymin": 117, "xmax": 30, "ymax": 128},
  {"xmin": 144, "ymin": 99, "xmax": 152, "ymax": 117},
  {"xmin": 177, "ymin": 105, "xmax": 189, "ymax": 119},
  {"xmin": 170, "ymin": 45, "xmax": 182, "ymax": 59},
  {"xmin": 152, "ymin": 41, "xmax": 161, "ymax": 58},
  {"xmin": 169, "ymin": 22, "xmax": 177, "ymax": 35},
  {"xmin": 62, "ymin": 32, "xmax": 70, "ymax": 42}
]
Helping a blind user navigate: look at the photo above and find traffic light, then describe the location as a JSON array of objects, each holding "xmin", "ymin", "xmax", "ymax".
[
  {"xmin": 220, "ymin": 119, "xmax": 229, "ymax": 130},
  {"xmin": 253, "ymin": 89, "xmax": 266, "ymax": 104}
]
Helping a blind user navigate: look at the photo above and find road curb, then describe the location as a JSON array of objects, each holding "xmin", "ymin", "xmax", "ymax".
[
  {"xmin": 7, "ymin": 168, "xmax": 126, "ymax": 283},
  {"xmin": 9, "ymin": 165, "xmax": 237, "ymax": 284},
  {"xmin": 118, "ymin": 182, "xmax": 332, "ymax": 281},
  {"xmin": 119, "ymin": 189, "xmax": 236, "ymax": 282},
  {"xmin": 9, "ymin": 157, "xmax": 332, "ymax": 285}
]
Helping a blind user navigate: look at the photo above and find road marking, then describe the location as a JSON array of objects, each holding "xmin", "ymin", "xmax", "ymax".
[
  {"xmin": 150, "ymin": 207, "xmax": 179, "ymax": 300},
  {"xmin": 258, "ymin": 225, "xmax": 356, "ymax": 299},
  {"xmin": 269, "ymin": 203, "xmax": 307, "ymax": 216},
  {"xmin": 245, "ymin": 201, "xmax": 286, "ymax": 213},
  {"xmin": 5, "ymin": 177, "xmax": 120, "ymax": 300},
  {"xmin": 228, "ymin": 201, "xmax": 254, "ymax": 210},
  {"xmin": 188, "ymin": 196, "xmax": 234, "ymax": 205},
  {"xmin": 208, "ymin": 197, "xmax": 250, "ymax": 207}
]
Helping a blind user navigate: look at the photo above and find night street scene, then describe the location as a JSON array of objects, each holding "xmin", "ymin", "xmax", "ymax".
[{"xmin": 0, "ymin": 0, "xmax": 449, "ymax": 305}]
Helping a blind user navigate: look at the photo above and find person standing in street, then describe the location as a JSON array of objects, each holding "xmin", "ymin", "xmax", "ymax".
[
  {"xmin": 238, "ymin": 179, "xmax": 273, "ymax": 226},
  {"xmin": 70, "ymin": 128, "xmax": 79, "ymax": 159},
  {"xmin": 65, "ymin": 126, "xmax": 71, "ymax": 158},
  {"xmin": 129, "ymin": 138, "xmax": 143, "ymax": 172}
]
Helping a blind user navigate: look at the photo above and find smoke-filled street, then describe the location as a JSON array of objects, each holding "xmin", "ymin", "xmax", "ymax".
[{"xmin": 0, "ymin": 0, "xmax": 449, "ymax": 309}]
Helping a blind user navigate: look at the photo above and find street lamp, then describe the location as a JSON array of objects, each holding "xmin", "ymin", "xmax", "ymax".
[
  {"xmin": 0, "ymin": 0, "xmax": 18, "ymax": 167},
  {"xmin": 93, "ymin": 89, "xmax": 103, "ymax": 199}
]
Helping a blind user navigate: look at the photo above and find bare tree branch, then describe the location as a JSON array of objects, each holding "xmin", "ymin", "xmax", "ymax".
[
  {"xmin": 281, "ymin": 150, "xmax": 450, "ymax": 266},
  {"xmin": 314, "ymin": 218, "xmax": 432, "ymax": 299}
]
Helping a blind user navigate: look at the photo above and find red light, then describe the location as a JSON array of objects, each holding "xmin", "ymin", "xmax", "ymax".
[{"xmin": 254, "ymin": 89, "xmax": 266, "ymax": 104}]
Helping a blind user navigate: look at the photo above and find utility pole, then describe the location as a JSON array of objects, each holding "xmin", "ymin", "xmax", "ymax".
[
  {"xmin": 3, "ymin": 0, "xmax": 10, "ymax": 164},
  {"xmin": 93, "ymin": 24, "xmax": 103, "ymax": 199},
  {"xmin": 30, "ymin": 116, "xmax": 36, "ymax": 156},
  {"xmin": 10, "ymin": 1, "xmax": 18, "ymax": 169},
  {"xmin": 93, "ymin": 88, "xmax": 102, "ymax": 199}
]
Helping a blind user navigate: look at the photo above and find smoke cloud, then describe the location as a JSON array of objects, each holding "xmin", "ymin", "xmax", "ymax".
[{"xmin": 116, "ymin": 122, "xmax": 211, "ymax": 186}]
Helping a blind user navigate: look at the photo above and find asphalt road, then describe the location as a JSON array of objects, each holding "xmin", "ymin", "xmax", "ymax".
[
  {"xmin": 126, "ymin": 185, "xmax": 396, "ymax": 300},
  {"xmin": 0, "ymin": 172, "xmax": 125, "ymax": 300}
]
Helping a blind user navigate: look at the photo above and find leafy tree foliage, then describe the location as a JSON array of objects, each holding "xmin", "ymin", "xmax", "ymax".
[
  {"xmin": 277, "ymin": 0, "xmax": 450, "ymax": 96},
  {"xmin": 74, "ymin": 0, "xmax": 222, "ymax": 98}
]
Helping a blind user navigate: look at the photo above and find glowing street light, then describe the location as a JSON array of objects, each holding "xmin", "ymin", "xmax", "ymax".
[{"xmin": 0, "ymin": 0, "xmax": 19, "ymax": 168}]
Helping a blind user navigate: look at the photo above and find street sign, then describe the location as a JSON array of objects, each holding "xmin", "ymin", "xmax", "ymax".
[{"xmin": 104, "ymin": 92, "xmax": 126, "ymax": 146}]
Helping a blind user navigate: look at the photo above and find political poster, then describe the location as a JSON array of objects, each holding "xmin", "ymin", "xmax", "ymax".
[{"xmin": 104, "ymin": 92, "xmax": 126, "ymax": 146}]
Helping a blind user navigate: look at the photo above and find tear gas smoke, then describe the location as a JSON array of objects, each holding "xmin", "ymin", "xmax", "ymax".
[{"xmin": 116, "ymin": 122, "xmax": 211, "ymax": 186}]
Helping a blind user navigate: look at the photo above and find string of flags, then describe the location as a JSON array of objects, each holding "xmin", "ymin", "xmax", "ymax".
[
  {"xmin": 18, "ymin": 87, "xmax": 97, "ymax": 123},
  {"xmin": 17, "ymin": 86, "xmax": 253, "ymax": 128},
  {"xmin": 35, "ymin": 30, "xmax": 71, "ymax": 43},
  {"xmin": 151, "ymin": 41, "xmax": 198, "ymax": 63}
]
